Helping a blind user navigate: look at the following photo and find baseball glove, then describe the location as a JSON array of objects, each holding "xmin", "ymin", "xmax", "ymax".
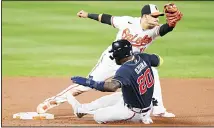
[{"xmin": 164, "ymin": 3, "xmax": 183, "ymax": 27}]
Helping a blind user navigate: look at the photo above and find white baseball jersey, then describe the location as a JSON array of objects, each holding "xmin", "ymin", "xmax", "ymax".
[{"xmin": 107, "ymin": 16, "xmax": 161, "ymax": 53}]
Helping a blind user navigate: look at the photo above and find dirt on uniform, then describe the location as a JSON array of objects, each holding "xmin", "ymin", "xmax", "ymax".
[{"xmin": 2, "ymin": 77, "xmax": 214, "ymax": 126}]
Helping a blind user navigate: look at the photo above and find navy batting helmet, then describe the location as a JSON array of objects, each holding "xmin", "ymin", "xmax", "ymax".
[{"xmin": 109, "ymin": 39, "xmax": 133, "ymax": 65}]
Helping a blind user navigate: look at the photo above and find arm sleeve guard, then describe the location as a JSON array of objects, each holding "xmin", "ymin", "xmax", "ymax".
[
  {"xmin": 159, "ymin": 23, "xmax": 174, "ymax": 36},
  {"xmin": 101, "ymin": 14, "xmax": 112, "ymax": 25}
]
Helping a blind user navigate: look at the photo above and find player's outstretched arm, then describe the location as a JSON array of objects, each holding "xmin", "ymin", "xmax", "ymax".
[
  {"xmin": 71, "ymin": 76, "xmax": 121, "ymax": 92},
  {"xmin": 77, "ymin": 10, "xmax": 113, "ymax": 26}
]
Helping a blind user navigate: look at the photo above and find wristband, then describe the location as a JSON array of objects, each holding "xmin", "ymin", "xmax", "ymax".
[{"xmin": 88, "ymin": 13, "xmax": 99, "ymax": 21}]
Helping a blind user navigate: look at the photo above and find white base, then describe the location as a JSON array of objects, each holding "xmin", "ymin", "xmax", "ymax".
[{"xmin": 13, "ymin": 112, "xmax": 54, "ymax": 120}]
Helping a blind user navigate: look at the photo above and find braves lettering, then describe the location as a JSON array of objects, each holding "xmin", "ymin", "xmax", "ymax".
[
  {"xmin": 122, "ymin": 28, "xmax": 152, "ymax": 47},
  {"xmin": 134, "ymin": 62, "xmax": 147, "ymax": 74}
]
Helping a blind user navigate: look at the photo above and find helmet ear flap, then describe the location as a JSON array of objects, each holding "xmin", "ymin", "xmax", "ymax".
[{"xmin": 110, "ymin": 39, "xmax": 133, "ymax": 61}]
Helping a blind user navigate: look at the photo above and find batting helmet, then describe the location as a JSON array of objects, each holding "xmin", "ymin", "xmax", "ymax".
[{"xmin": 109, "ymin": 39, "xmax": 133, "ymax": 65}]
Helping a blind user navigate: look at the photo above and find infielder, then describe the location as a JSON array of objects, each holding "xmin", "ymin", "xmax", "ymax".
[
  {"xmin": 37, "ymin": 3, "xmax": 183, "ymax": 117},
  {"xmin": 66, "ymin": 39, "xmax": 163, "ymax": 124}
]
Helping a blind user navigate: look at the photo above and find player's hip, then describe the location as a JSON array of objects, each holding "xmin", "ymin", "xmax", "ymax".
[{"xmin": 124, "ymin": 103, "xmax": 152, "ymax": 114}]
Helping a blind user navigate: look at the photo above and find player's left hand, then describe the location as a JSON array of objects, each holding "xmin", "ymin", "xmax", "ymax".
[
  {"xmin": 77, "ymin": 10, "xmax": 88, "ymax": 18},
  {"xmin": 71, "ymin": 76, "xmax": 91, "ymax": 86},
  {"xmin": 164, "ymin": 3, "xmax": 183, "ymax": 27},
  {"xmin": 71, "ymin": 76, "xmax": 99, "ymax": 89},
  {"xmin": 71, "ymin": 76, "xmax": 105, "ymax": 89}
]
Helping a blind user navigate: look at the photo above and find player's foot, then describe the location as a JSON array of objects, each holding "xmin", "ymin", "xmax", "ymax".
[
  {"xmin": 37, "ymin": 98, "xmax": 65, "ymax": 114},
  {"xmin": 152, "ymin": 111, "xmax": 175, "ymax": 117},
  {"xmin": 141, "ymin": 116, "xmax": 153, "ymax": 124},
  {"xmin": 66, "ymin": 92, "xmax": 86, "ymax": 118},
  {"xmin": 151, "ymin": 106, "xmax": 175, "ymax": 118},
  {"xmin": 36, "ymin": 85, "xmax": 90, "ymax": 114}
]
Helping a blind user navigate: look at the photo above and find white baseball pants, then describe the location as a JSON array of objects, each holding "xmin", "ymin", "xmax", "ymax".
[{"xmin": 76, "ymin": 96, "xmax": 153, "ymax": 124}]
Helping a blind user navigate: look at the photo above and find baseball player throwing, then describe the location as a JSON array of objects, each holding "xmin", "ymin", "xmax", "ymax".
[
  {"xmin": 66, "ymin": 39, "xmax": 163, "ymax": 124},
  {"xmin": 37, "ymin": 3, "xmax": 182, "ymax": 117}
]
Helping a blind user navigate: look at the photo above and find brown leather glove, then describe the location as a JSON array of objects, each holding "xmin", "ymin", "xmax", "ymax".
[{"xmin": 164, "ymin": 3, "xmax": 183, "ymax": 27}]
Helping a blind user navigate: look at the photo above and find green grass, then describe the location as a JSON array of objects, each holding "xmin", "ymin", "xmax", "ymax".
[{"xmin": 2, "ymin": 1, "xmax": 214, "ymax": 78}]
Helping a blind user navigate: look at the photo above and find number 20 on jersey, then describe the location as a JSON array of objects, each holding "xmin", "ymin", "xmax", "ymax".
[{"xmin": 137, "ymin": 68, "xmax": 154, "ymax": 95}]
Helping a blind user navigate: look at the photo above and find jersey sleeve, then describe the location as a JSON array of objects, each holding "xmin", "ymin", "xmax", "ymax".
[
  {"xmin": 148, "ymin": 54, "xmax": 161, "ymax": 67},
  {"xmin": 112, "ymin": 67, "xmax": 131, "ymax": 87},
  {"xmin": 111, "ymin": 16, "xmax": 131, "ymax": 29},
  {"xmin": 138, "ymin": 53, "xmax": 160, "ymax": 67},
  {"xmin": 151, "ymin": 24, "xmax": 162, "ymax": 40}
]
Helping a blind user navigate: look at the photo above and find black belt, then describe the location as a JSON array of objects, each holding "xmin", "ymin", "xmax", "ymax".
[{"xmin": 125, "ymin": 104, "xmax": 151, "ymax": 114}]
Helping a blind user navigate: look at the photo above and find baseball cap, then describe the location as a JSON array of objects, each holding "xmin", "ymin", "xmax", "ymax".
[{"xmin": 141, "ymin": 4, "xmax": 164, "ymax": 17}]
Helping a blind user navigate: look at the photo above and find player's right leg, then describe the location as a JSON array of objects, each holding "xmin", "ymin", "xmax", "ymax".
[
  {"xmin": 68, "ymin": 91, "xmax": 123, "ymax": 117},
  {"xmin": 93, "ymin": 99, "xmax": 153, "ymax": 124},
  {"xmin": 37, "ymin": 49, "xmax": 120, "ymax": 113},
  {"xmin": 66, "ymin": 92, "xmax": 138, "ymax": 124},
  {"xmin": 151, "ymin": 67, "xmax": 175, "ymax": 117},
  {"xmin": 66, "ymin": 91, "xmax": 122, "ymax": 118},
  {"xmin": 66, "ymin": 84, "xmax": 153, "ymax": 124}
]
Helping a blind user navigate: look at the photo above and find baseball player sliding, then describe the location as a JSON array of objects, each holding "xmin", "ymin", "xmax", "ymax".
[
  {"xmin": 66, "ymin": 39, "xmax": 164, "ymax": 124},
  {"xmin": 37, "ymin": 3, "xmax": 183, "ymax": 117}
]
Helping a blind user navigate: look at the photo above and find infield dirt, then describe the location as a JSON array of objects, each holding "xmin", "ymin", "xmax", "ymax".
[{"xmin": 2, "ymin": 77, "xmax": 214, "ymax": 126}]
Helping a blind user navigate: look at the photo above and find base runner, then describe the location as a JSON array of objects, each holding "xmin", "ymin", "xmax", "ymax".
[{"xmin": 67, "ymin": 39, "xmax": 164, "ymax": 124}]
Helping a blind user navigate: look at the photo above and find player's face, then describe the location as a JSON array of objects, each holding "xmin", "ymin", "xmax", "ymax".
[{"xmin": 144, "ymin": 15, "xmax": 160, "ymax": 28}]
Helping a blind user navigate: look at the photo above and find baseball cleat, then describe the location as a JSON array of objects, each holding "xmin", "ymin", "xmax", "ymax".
[
  {"xmin": 152, "ymin": 111, "xmax": 175, "ymax": 117},
  {"xmin": 36, "ymin": 85, "xmax": 89, "ymax": 114},
  {"xmin": 141, "ymin": 117, "xmax": 153, "ymax": 124},
  {"xmin": 66, "ymin": 92, "xmax": 86, "ymax": 118},
  {"xmin": 76, "ymin": 113, "xmax": 87, "ymax": 118},
  {"xmin": 72, "ymin": 90, "xmax": 86, "ymax": 96},
  {"xmin": 37, "ymin": 99, "xmax": 63, "ymax": 114},
  {"xmin": 151, "ymin": 106, "xmax": 175, "ymax": 118}
]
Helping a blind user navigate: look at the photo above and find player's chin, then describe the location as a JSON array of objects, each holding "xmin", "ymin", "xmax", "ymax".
[
  {"xmin": 148, "ymin": 22, "xmax": 158, "ymax": 28},
  {"xmin": 148, "ymin": 24, "xmax": 156, "ymax": 29}
]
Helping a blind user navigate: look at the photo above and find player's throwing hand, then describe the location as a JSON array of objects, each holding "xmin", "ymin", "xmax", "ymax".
[{"xmin": 77, "ymin": 10, "xmax": 88, "ymax": 18}]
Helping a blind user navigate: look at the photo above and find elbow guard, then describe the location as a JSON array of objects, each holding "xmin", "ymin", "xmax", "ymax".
[{"xmin": 101, "ymin": 14, "xmax": 112, "ymax": 25}]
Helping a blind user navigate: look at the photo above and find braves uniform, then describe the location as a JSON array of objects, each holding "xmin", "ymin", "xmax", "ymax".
[
  {"xmin": 115, "ymin": 53, "xmax": 158, "ymax": 109},
  {"xmin": 68, "ymin": 53, "xmax": 160, "ymax": 123}
]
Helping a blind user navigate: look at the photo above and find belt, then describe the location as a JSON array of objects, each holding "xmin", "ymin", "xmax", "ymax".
[{"xmin": 125, "ymin": 104, "xmax": 151, "ymax": 114}]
